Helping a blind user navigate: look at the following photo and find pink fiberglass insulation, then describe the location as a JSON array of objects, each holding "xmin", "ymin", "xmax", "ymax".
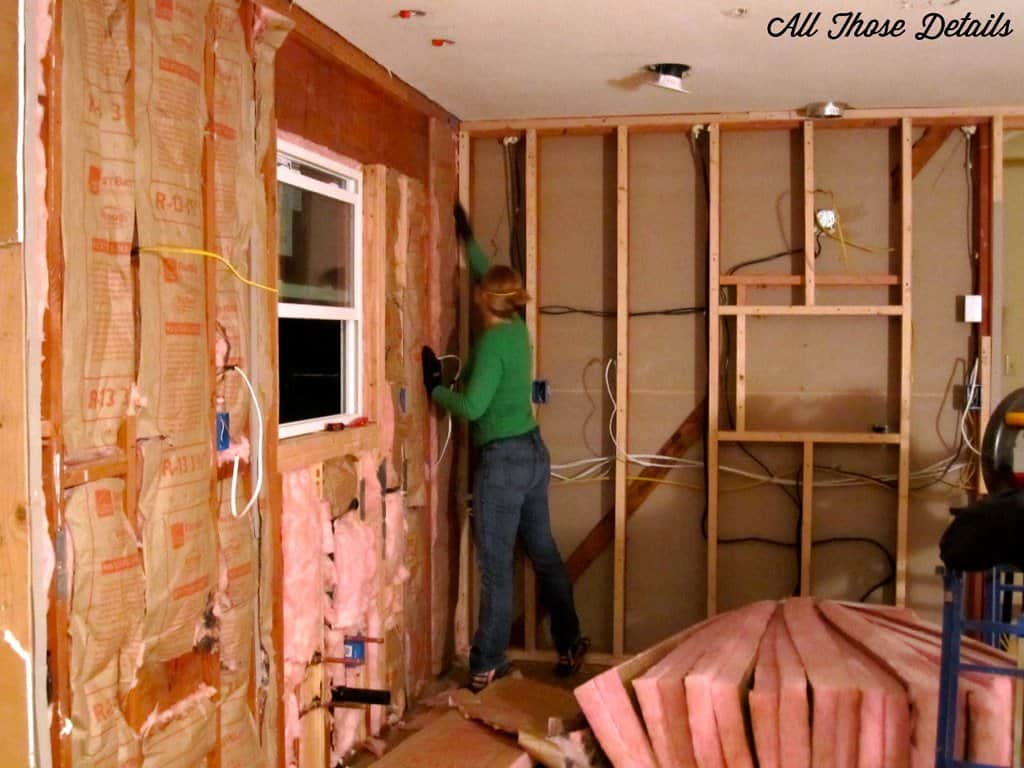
[
  {"xmin": 685, "ymin": 601, "xmax": 776, "ymax": 768},
  {"xmin": 327, "ymin": 514, "xmax": 378, "ymax": 630},
  {"xmin": 782, "ymin": 598, "xmax": 861, "ymax": 768},
  {"xmin": 325, "ymin": 511, "xmax": 379, "ymax": 762},
  {"xmin": 382, "ymin": 491, "xmax": 410, "ymax": 630},
  {"xmin": 574, "ymin": 619, "xmax": 726, "ymax": 768},
  {"xmin": 582, "ymin": 598, "xmax": 1015, "ymax": 768},
  {"xmin": 749, "ymin": 615, "xmax": 782, "ymax": 768},
  {"xmin": 281, "ymin": 467, "xmax": 334, "ymax": 756},
  {"xmin": 828, "ymin": 624, "xmax": 911, "ymax": 768},
  {"xmin": 709, "ymin": 601, "xmax": 776, "ymax": 768},
  {"xmin": 817, "ymin": 601, "xmax": 946, "ymax": 768},
  {"xmin": 634, "ymin": 613, "xmax": 733, "ymax": 767},
  {"xmin": 882, "ymin": 625, "xmax": 1012, "ymax": 765}
]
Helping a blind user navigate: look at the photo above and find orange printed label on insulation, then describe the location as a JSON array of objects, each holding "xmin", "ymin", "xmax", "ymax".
[
  {"xmin": 227, "ymin": 563, "xmax": 252, "ymax": 581},
  {"xmin": 161, "ymin": 256, "xmax": 178, "ymax": 282},
  {"xmin": 161, "ymin": 448, "xmax": 207, "ymax": 478},
  {"xmin": 91, "ymin": 237, "xmax": 132, "ymax": 255},
  {"xmin": 172, "ymin": 576, "xmax": 209, "ymax": 600},
  {"xmin": 152, "ymin": 184, "xmax": 200, "ymax": 226},
  {"xmin": 88, "ymin": 164, "xmax": 134, "ymax": 195},
  {"xmin": 165, "ymin": 321, "xmax": 201, "ymax": 336},
  {"xmin": 94, "ymin": 488, "xmax": 114, "ymax": 517},
  {"xmin": 158, "ymin": 56, "xmax": 200, "ymax": 84},
  {"xmin": 100, "ymin": 553, "xmax": 141, "ymax": 575},
  {"xmin": 212, "ymin": 122, "xmax": 237, "ymax": 141},
  {"xmin": 87, "ymin": 386, "xmax": 130, "ymax": 411}
]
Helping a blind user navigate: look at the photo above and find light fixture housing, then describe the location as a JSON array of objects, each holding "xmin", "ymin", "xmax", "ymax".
[
  {"xmin": 805, "ymin": 101, "xmax": 850, "ymax": 119},
  {"xmin": 646, "ymin": 63, "xmax": 691, "ymax": 93}
]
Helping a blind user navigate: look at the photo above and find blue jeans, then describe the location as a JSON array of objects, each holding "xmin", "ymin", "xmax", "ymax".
[{"xmin": 470, "ymin": 428, "xmax": 581, "ymax": 673}]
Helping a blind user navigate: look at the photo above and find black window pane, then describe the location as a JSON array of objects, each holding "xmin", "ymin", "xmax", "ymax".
[{"xmin": 278, "ymin": 318, "xmax": 343, "ymax": 424}]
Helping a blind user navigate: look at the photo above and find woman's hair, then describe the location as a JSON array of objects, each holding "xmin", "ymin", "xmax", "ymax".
[{"xmin": 479, "ymin": 265, "xmax": 530, "ymax": 319}]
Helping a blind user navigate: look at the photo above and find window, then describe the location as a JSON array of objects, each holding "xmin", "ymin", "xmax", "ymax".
[{"xmin": 276, "ymin": 139, "xmax": 362, "ymax": 438}]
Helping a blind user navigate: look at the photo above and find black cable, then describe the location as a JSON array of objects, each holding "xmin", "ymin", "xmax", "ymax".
[{"xmin": 726, "ymin": 247, "xmax": 804, "ymax": 276}]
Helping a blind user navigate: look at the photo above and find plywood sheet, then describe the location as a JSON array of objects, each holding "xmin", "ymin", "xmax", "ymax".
[
  {"xmin": 371, "ymin": 711, "xmax": 531, "ymax": 768},
  {"xmin": 450, "ymin": 677, "xmax": 582, "ymax": 737}
]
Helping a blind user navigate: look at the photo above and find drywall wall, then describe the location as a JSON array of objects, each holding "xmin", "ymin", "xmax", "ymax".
[
  {"xmin": 470, "ymin": 124, "xmax": 975, "ymax": 651},
  {"xmin": 538, "ymin": 135, "xmax": 617, "ymax": 652},
  {"xmin": 624, "ymin": 132, "xmax": 706, "ymax": 650},
  {"xmin": 1003, "ymin": 131, "xmax": 1024, "ymax": 394}
]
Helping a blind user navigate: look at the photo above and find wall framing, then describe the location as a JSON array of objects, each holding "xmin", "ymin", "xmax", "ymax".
[{"xmin": 462, "ymin": 105, "xmax": 999, "ymax": 652}]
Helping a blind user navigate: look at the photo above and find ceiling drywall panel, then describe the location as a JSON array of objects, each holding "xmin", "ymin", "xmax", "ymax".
[{"xmin": 296, "ymin": 0, "xmax": 1024, "ymax": 120}]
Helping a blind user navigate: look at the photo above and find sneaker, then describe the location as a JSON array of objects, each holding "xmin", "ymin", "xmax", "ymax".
[
  {"xmin": 554, "ymin": 636, "xmax": 590, "ymax": 677},
  {"xmin": 468, "ymin": 661, "xmax": 515, "ymax": 693}
]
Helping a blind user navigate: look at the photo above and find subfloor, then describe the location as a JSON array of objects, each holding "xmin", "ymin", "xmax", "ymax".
[{"xmin": 346, "ymin": 659, "xmax": 607, "ymax": 767}]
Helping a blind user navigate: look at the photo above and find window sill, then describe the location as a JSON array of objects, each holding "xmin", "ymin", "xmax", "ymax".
[{"xmin": 277, "ymin": 422, "xmax": 381, "ymax": 473}]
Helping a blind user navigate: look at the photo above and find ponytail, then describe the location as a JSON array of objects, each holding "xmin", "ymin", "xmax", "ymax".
[{"xmin": 480, "ymin": 265, "xmax": 530, "ymax": 319}]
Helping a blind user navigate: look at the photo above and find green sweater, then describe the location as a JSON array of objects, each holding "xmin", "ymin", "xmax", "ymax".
[{"xmin": 431, "ymin": 240, "xmax": 537, "ymax": 446}]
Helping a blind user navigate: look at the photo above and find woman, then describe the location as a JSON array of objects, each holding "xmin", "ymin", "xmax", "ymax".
[{"xmin": 422, "ymin": 205, "xmax": 588, "ymax": 692}]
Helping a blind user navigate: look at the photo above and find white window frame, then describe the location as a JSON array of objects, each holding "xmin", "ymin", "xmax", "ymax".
[{"xmin": 276, "ymin": 139, "xmax": 363, "ymax": 439}]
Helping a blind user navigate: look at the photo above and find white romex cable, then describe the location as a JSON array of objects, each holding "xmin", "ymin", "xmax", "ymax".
[{"xmin": 230, "ymin": 366, "xmax": 264, "ymax": 518}]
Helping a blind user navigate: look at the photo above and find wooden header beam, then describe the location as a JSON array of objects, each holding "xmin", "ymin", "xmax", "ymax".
[{"xmin": 462, "ymin": 106, "xmax": 1024, "ymax": 138}]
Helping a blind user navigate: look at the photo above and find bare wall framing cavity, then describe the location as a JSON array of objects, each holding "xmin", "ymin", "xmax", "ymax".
[{"xmin": 464, "ymin": 110, "xmax": 997, "ymax": 659}]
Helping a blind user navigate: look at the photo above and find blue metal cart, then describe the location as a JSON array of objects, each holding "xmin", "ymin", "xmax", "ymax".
[{"xmin": 936, "ymin": 567, "xmax": 1024, "ymax": 768}]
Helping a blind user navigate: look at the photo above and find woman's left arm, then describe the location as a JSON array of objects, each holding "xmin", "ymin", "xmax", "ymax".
[{"xmin": 431, "ymin": 336, "xmax": 502, "ymax": 421}]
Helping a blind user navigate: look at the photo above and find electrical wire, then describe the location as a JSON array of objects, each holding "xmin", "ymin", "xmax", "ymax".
[
  {"xmin": 959, "ymin": 358, "xmax": 982, "ymax": 456},
  {"xmin": 136, "ymin": 245, "xmax": 279, "ymax": 294},
  {"xmin": 433, "ymin": 354, "xmax": 463, "ymax": 470},
  {"xmin": 225, "ymin": 365, "xmax": 264, "ymax": 518}
]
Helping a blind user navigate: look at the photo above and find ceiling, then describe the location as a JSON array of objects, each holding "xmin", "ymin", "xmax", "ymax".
[{"xmin": 296, "ymin": 0, "xmax": 1024, "ymax": 121}]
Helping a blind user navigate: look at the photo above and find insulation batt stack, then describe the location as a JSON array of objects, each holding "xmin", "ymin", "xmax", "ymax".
[{"xmin": 576, "ymin": 598, "xmax": 1016, "ymax": 768}]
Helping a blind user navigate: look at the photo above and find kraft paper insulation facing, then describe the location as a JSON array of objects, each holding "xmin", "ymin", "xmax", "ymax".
[
  {"xmin": 66, "ymin": 480, "xmax": 144, "ymax": 766},
  {"xmin": 385, "ymin": 172, "xmax": 430, "ymax": 506},
  {"xmin": 575, "ymin": 598, "xmax": 1015, "ymax": 768},
  {"xmin": 217, "ymin": 479, "xmax": 257, "ymax": 694},
  {"xmin": 56, "ymin": 0, "xmax": 286, "ymax": 764},
  {"xmin": 134, "ymin": 0, "xmax": 211, "ymax": 444},
  {"xmin": 212, "ymin": 0, "xmax": 255, "ymax": 434},
  {"xmin": 60, "ymin": 0, "xmax": 136, "ymax": 460},
  {"xmin": 251, "ymin": 8, "xmax": 292, "ymax": 764}
]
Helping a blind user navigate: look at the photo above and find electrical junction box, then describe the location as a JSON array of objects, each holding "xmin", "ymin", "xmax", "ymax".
[{"xmin": 959, "ymin": 295, "xmax": 982, "ymax": 323}]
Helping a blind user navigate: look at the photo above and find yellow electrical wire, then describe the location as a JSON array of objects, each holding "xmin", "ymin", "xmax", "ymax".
[
  {"xmin": 136, "ymin": 245, "xmax": 279, "ymax": 294},
  {"xmin": 813, "ymin": 188, "xmax": 894, "ymax": 268}
]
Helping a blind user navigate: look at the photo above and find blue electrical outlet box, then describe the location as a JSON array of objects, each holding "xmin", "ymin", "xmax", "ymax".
[{"xmin": 532, "ymin": 379, "xmax": 549, "ymax": 404}]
